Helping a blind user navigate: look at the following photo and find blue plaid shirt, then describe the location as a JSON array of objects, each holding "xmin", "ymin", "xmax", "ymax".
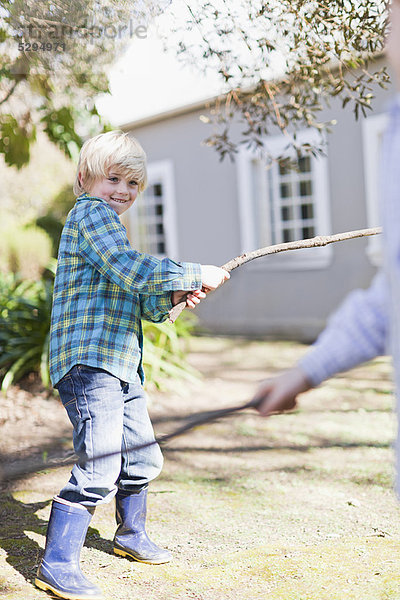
[{"xmin": 49, "ymin": 194, "xmax": 202, "ymax": 386}]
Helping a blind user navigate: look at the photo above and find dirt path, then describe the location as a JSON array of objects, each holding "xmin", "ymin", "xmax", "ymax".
[{"xmin": 1, "ymin": 337, "xmax": 400, "ymax": 600}]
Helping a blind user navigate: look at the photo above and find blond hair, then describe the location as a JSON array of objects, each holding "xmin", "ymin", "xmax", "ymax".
[{"xmin": 73, "ymin": 131, "xmax": 147, "ymax": 196}]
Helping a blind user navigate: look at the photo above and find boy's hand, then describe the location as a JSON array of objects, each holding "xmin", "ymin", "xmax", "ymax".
[
  {"xmin": 253, "ymin": 367, "xmax": 312, "ymax": 417},
  {"xmin": 172, "ymin": 289, "xmax": 206, "ymax": 309},
  {"xmin": 201, "ymin": 265, "xmax": 230, "ymax": 292}
]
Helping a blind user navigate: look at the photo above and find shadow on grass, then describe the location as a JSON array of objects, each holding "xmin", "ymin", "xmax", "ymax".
[
  {"xmin": 0, "ymin": 438, "xmax": 74, "ymax": 490},
  {"xmin": 0, "ymin": 493, "xmax": 112, "ymax": 588},
  {"xmin": 161, "ymin": 436, "xmax": 394, "ymax": 489},
  {"xmin": 163, "ymin": 439, "xmax": 391, "ymax": 454}
]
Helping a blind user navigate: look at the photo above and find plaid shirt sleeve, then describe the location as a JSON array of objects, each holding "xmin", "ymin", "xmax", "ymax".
[
  {"xmin": 139, "ymin": 292, "xmax": 173, "ymax": 322},
  {"xmin": 79, "ymin": 201, "xmax": 202, "ymax": 294}
]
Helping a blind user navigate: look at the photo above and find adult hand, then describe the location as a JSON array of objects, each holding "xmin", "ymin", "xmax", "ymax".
[{"xmin": 253, "ymin": 367, "xmax": 312, "ymax": 416}]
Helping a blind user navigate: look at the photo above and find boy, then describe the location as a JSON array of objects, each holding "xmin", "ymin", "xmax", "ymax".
[
  {"xmin": 35, "ymin": 131, "xmax": 229, "ymax": 600},
  {"xmin": 253, "ymin": 0, "xmax": 400, "ymax": 494}
]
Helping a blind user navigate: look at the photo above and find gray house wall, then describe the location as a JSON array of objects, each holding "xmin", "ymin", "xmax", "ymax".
[{"xmin": 124, "ymin": 56, "xmax": 395, "ymax": 341}]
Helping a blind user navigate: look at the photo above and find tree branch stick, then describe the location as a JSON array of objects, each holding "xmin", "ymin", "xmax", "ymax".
[
  {"xmin": 0, "ymin": 80, "xmax": 19, "ymax": 106},
  {"xmin": 169, "ymin": 226, "xmax": 382, "ymax": 323}
]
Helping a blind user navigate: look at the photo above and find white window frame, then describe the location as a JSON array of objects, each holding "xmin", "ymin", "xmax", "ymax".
[
  {"xmin": 128, "ymin": 159, "xmax": 179, "ymax": 260},
  {"xmin": 362, "ymin": 112, "xmax": 388, "ymax": 267},
  {"xmin": 237, "ymin": 130, "xmax": 332, "ymax": 270}
]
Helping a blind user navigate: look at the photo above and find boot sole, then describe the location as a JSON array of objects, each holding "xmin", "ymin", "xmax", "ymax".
[
  {"xmin": 35, "ymin": 577, "xmax": 103, "ymax": 600},
  {"xmin": 113, "ymin": 546, "xmax": 171, "ymax": 564}
]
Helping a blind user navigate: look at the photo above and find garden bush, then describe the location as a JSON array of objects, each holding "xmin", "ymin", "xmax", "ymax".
[
  {"xmin": 0, "ymin": 268, "xmax": 198, "ymax": 391},
  {"xmin": 143, "ymin": 313, "xmax": 199, "ymax": 389},
  {"xmin": 0, "ymin": 269, "xmax": 54, "ymax": 390}
]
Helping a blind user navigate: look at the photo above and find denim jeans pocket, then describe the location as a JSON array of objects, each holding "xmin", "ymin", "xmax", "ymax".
[
  {"xmin": 57, "ymin": 373, "xmax": 82, "ymax": 427},
  {"xmin": 62, "ymin": 397, "xmax": 82, "ymax": 428}
]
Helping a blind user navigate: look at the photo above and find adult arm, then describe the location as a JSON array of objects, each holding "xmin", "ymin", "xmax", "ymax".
[
  {"xmin": 299, "ymin": 270, "xmax": 389, "ymax": 386},
  {"xmin": 255, "ymin": 270, "xmax": 389, "ymax": 415}
]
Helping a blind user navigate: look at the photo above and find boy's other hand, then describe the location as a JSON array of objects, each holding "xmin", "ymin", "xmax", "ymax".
[
  {"xmin": 172, "ymin": 289, "xmax": 206, "ymax": 309},
  {"xmin": 201, "ymin": 265, "xmax": 230, "ymax": 292},
  {"xmin": 253, "ymin": 367, "xmax": 312, "ymax": 417}
]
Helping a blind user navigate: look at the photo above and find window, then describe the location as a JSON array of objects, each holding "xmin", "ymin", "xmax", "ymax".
[
  {"xmin": 362, "ymin": 113, "xmax": 388, "ymax": 266},
  {"xmin": 271, "ymin": 155, "xmax": 317, "ymax": 244},
  {"xmin": 237, "ymin": 130, "xmax": 332, "ymax": 269},
  {"xmin": 127, "ymin": 160, "xmax": 178, "ymax": 259}
]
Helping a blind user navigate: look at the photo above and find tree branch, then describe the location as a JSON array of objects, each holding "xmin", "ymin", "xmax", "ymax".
[
  {"xmin": 222, "ymin": 226, "xmax": 382, "ymax": 271},
  {"xmin": 169, "ymin": 226, "xmax": 382, "ymax": 323},
  {"xmin": 0, "ymin": 80, "xmax": 19, "ymax": 106}
]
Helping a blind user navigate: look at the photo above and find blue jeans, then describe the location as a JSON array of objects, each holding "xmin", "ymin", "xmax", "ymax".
[{"xmin": 55, "ymin": 365, "xmax": 163, "ymax": 507}]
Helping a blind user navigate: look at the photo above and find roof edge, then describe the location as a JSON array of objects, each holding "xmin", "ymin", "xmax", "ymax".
[
  {"xmin": 121, "ymin": 51, "xmax": 386, "ymax": 132},
  {"xmin": 120, "ymin": 94, "xmax": 219, "ymax": 131}
]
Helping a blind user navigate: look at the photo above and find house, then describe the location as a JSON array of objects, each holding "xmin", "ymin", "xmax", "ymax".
[{"xmin": 122, "ymin": 55, "xmax": 395, "ymax": 341}]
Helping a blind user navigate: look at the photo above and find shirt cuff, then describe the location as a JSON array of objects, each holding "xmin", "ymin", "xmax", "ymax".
[{"xmin": 168, "ymin": 261, "xmax": 202, "ymax": 291}]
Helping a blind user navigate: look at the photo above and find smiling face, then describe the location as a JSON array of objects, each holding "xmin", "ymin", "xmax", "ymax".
[
  {"xmin": 85, "ymin": 170, "xmax": 139, "ymax": 216},
  {"xmin": 386, "ymin": 0, "xmax": 400, "ymax": 86}
]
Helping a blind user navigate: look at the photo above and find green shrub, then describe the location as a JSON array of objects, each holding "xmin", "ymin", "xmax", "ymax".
[
  {"xmin": 0, "ymin": 270, "xmax": 53, "ymax": 390},
  {"xmin": 0, "ymin": 224, "xmax": 52, "ymax": 280},
  {"xmin": 0, "ymin": 269, "xmax": 198, "ymax": 391},
  {"xmin": 143, "ymin": 312, "xmax": 200, "ymax": 390}
]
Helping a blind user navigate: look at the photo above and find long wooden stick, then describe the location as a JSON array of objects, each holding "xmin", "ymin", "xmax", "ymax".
[{"xmin": 169, "ymin": 226, "xmax": 382, "ymax": 323}]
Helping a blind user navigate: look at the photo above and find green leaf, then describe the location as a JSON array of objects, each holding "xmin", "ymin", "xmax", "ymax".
[
  {"xmin": 0, "ymin": 115, "xmax": 36, "ymax": 169},
  {"xmin": 1, "ymin": 347, "xmax": 39, "ymax": 391},
  {"xmin": 41, "ymin": 106, "xmax": 83, "ymax": 160},
  {"xmin": 40, "ymin": 332, "xmax": 50, "ymax": 387}
]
